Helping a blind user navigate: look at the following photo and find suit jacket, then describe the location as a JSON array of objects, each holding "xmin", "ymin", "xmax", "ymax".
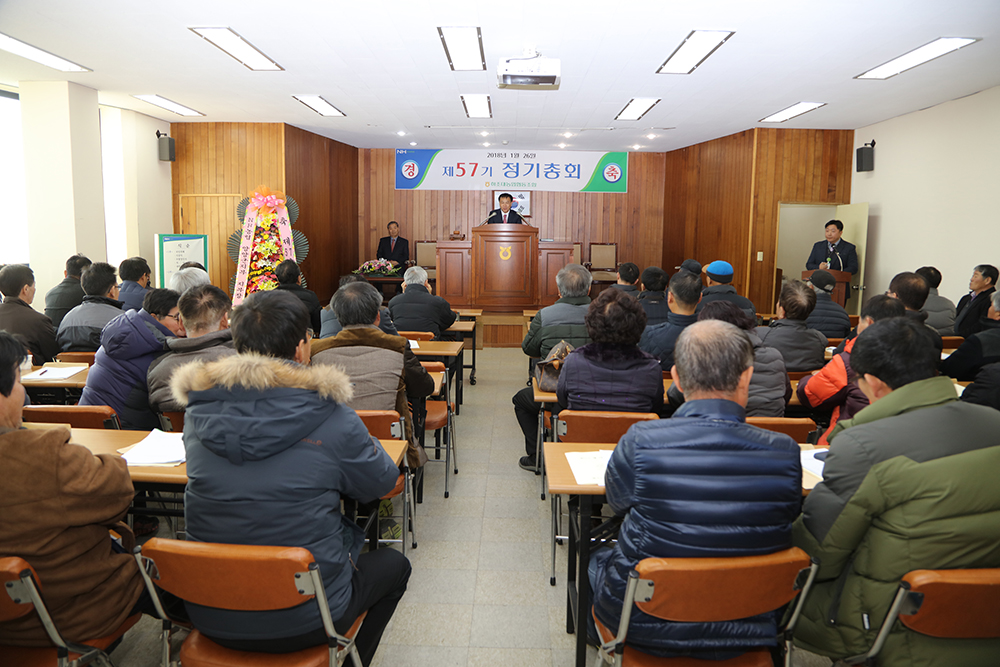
[
  {"xmin": 376, "ymin": 236, "xmax": 409, "ymax": 265},
  {"xmin": 485, "ymin": 209, "xmax": 525, "ymax": 225},
  {"xmin": 806, "ymin": 239, "xmax": 858, "ymax": 274}
]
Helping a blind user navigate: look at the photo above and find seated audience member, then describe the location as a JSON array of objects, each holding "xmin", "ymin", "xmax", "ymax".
[
  {"xmin": 756, "ymin": 281, "xmax": 827, "ymax": 371},
  {"xmin": 886, "ymin": 271, "xmax": 943, "ymax": 351},
  {"xmin": 792, "ymin": 317, "xmax": 1000, "ymax": 663},
  {"xmin": 521, "ymin": 263, "xmax": 592, "ymax": 359},
  {"xmin": 388, "ymin": 266, "xmax": 457, "ymax": 338},
  {"xmin": 669, "ymin": 301, "xmax": 791, "ymax": 418},
  {"xmin": 147, "ymin": 285, "xmax": 235, "ymax": 414},
  {"xmin": 178, "ymin": 261, "xmax": 206, "ymax": 271},
  {"xmin": 118, "ymin": 256, "xmax": 152, "ymax": 312},
  {"xmin": 961, "ymin": 361, "xmax": 1000, "ymax": 411},
  {"xmin": 610, "ymin": 262, "xmax": 639, "ymax": 294},
  {"xmin": 173, "ymin": 290, "xmax": 409, "ymax": 666},
  {"xmin": 638, "ymin": 269, "xmax": 702, "ymax": 372},
  {"xmin": 44, "ymin": 253, "xmax": 92, "ymax": 329},
  {"xmin": 635, "ymin": 266, "xmax": 670, "ymax": 326},
  {"xmin": 513, "ymin": 263, "xmax": 593, "ymax": 471},
  {"xmin": 954, "ymin": 263, "xmax": 998, "ymax": 338},
  {"xmin": 167, "ymin": 266, "xmax": 211, "ymax": 296},
  {"xmin": 590, "ymin": 320, "xmax": 802, "ymax": 658},
  {"xmin": 916, "ymin": 265, "xmax": 956, "ymax": 335},
  {"xmin": 940, "ymin": 291, "xmax": 1000, "ymax": 380},
  {"xmin": 0, "ymin": 263, "xmax": 58, "ymax": 365},
  {"xmin": 804, "ymin": 269, "xmax": 851, "ymax": 338},
  {"xmin": 311, "ymin": 281, "xmax": 433, "ymax": 466},
  {"xmin": 515, "ymin": 288, "xmax": 662, "ymax": 473},
  {"xmin": 274, "ymin": 259, "xmax": 322, "ymax": 333},
  {"xmin": 797, "ymin": 295, "xmax": 905, "ymax": 446},
  {"xmin": 320, "ymin": 274, "xmax": 398, "ymax": 338},
  {"xmin": 80, "ymin": 289, "xmax": 184, "ymax": 430},
  {"xmin": 695, "ymin": 260, "xmax": 756, "ymax": 319},
  {"xmin": 0, "ymin": 330, "xmax": 145, "ymax": 647},
  {"xmin": 56, "ymin": 262, "xmax": 123, "ymax": 352},
  {"xmin": 556, "ymin": 288, "xmax": 663, "ymax": 414}
]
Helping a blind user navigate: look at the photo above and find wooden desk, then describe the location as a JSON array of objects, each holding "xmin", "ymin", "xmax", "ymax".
[
  {"xmin": 24, "ymin": 364, "xmax": 89, "ymax": 389},
  {"xmin": 447, "ymin": 319, "xmax": 478, "ymax": 386},
  {"xmin": 412, "ymin": 341, "xmax": 466, "ymax": 413},
  {"xmin": 546, "ymin": 441, "xmax": 821, "ymax": 667},
  {"xmin": 454, "ymin": 308, "xmax": 482, "ymax": 318},
  {"xmin": 70, "ymin": 428, "xmax": 407, "ymax": 484}
]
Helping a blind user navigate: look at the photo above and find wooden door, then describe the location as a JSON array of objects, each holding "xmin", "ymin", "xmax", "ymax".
[{"xmin": 177, "ymin": 194, "xmax": 242, "ymax": 294}]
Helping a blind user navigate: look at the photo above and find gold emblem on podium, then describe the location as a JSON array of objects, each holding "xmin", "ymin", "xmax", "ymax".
[{"xmin": 499, "ymin": 246, "xmax": 512, "ymax": 261}]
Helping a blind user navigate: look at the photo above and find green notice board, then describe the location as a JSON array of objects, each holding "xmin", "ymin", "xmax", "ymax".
[{"xmin": 155, "ymin": 234, "xmax": 208, "ymax": 288}]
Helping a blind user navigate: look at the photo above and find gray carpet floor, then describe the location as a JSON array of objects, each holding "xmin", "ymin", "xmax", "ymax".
[{"xmin": 110, "ymin": 347, "xmax": 833, "ymax": 667}]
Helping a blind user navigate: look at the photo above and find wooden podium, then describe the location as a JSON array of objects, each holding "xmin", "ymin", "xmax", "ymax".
[
  {"xmin": 802, "ymin": 269, "xmax": 852, "ymax": 307},
  {"xmin": 471, "ymin": 224, "xmax": 538, "ymax": 310}
]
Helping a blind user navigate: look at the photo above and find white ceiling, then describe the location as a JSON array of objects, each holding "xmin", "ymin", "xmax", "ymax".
[{"xmin": 2, "ymin": 0, "xmax": 999, "ymax": 152}]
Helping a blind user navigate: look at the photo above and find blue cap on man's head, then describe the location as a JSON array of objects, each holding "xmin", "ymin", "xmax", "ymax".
[{"xmin": 705, "ymin": 260, "xmax": 734, "ymax": 283}]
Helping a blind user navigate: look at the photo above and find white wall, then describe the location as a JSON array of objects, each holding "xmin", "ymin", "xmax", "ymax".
[{"xmin": 852, "ymin": 85, "xmax": 1000, "ymax": 306}]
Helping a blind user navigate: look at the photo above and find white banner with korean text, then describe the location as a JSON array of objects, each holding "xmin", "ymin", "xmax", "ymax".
[{"xmin": 395, "ymin": 149, "xmax": 627, "ymax": 193}]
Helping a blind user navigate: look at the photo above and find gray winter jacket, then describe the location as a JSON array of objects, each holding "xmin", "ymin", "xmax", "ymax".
[
  {"xmin": 56, "ymin": 296, "xmax": 124, "ymax": 352},
  {"xmin": 522, "ymin": 296, "xmax": 591, "ymax": 358},
  {"xmin": 921, "ymin": 287, "xmax": 956, "ymax": 336},
  {"xmin": 755, "ymin": 319, "xmax": 827, "ymax": 372}
]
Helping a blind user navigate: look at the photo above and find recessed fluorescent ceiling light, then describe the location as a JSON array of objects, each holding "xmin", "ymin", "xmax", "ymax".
[
  {"xmin": 760, "ymin": 101, "xmax": 825, "ymax": 123},
  {"xmin": 558, "ymin": 143, "xmax": 567, "ymax": 148},
  {"xmin": 438, "ymin": 27, "xmax": 486, "ymax": 71},
  {"xmin": 189, "ymin": 27, "xmax": 282, "ymax": 71},
  {"xmin": 0, "ymin": 31, "xmax": 90, "ymax": 72},
  {"xmin": 657, "ymin": 30, "xmax": 734, "ymax": 74},
  {"xmin": 133, "ymin": 95, "xmax": 204, "ymax": 117},
  {"xmin": 632, "ymin": 144, "xmax": 641, "ymax": 150},
  {"xmin": 615, "ymin": 98, "xmax": 659, "ymax": 121},
  {"xmin": 461, "ymin": 94, "xmax": 492, "ymax": 119},
  {"xmin": 396, "ymin": 131, "xmax": 406, "ymax": 136},
  {"xmin": 856, "ymin": 37, "xmax": 980, "ymax": 79},
  {"xmin": 409, "ymin": 141, "xmax": 417, "ymax": 146},
  {"xmin": 293, "ymin": 95, "xmax": 345, "ymax": 117}
]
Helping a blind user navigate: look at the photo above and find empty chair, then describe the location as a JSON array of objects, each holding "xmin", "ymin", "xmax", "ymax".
[
  {"xmin": 135, "ymin": 538, "xmax": 366, "ymax": 667},
  {"xmin": 594, "ymin": 548, "xmax": 818, "ymax": 667},
  {"xmin": 21, "ymin": 405, "xmax": 120, "ymax": 430},
  {"xmin": 355, "ymin": 410, "xmax": 415, "ymax": 553},
  {"xmin": 55, "ymin": 351, "xmax": 97, "ymax": 366},
  {"xmin": 397, "ymin": 330, "xmax": 434, "ymax": 342},
  {"xmin": 843, "ymin": 568, "xmax": 1000, "ymax": 665},
  {"xmin": 587, "ymin": 243, "xmax": 619, "ymax": 282},
  {"xmin": 0, "ymin": 556, "xmax": 140, "ymax": 667},
  {"xmin": 418, "ymin": 361, "xmax": 457, "ymax": 499},
  {"xmin": 747, "ymin": 416, "xmax": 816, "ymax": 444}
]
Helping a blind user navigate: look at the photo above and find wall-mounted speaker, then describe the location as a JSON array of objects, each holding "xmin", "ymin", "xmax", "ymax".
[
  {"xmin": 158, "ymin": 135, "xmax": 175, "ymax": 162},
  {"xmin": 856, "ymin": 145, "xmax": 874, "ymax": 172}
]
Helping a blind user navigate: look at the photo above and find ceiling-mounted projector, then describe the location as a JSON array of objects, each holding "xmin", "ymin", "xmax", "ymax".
[{"xmin": 497, "ymin": 50, "xmax": 560, "ymax": 90}]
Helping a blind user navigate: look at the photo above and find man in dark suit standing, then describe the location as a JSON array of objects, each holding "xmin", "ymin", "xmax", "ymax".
[
  {"xmin": 806, "ymin": 220, "xmax": 858, "ymax": 275},
  {"xmin": 486, "ymin": 193, "xmax": 525, "ymax": 224},
  {"xmin": 376, "ymin": 221, "xmax": 409, "ymax": 267}
]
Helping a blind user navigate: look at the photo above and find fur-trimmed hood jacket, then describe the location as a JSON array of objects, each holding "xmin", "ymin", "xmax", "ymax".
[{"xmin": 171, "ymin": 353, "xmax": 399, "ymax": 641}]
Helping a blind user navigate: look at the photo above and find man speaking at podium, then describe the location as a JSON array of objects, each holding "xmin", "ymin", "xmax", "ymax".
[
  {"xmin": 486, "ymin": 193, "xmax": 525, "ymax": 224},
  {"xmin": 805, "ymin": 220, "xmax": 858, "ymax": 274}
]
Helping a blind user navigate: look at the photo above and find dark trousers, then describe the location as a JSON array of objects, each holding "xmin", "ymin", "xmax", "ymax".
[
  {"xmin": 207, "ymin": 549, "xmax": 411, "ymax": 667},
  {"xmin": 513, "ymin": 386, "xmax": 562, "ymax": 458}
]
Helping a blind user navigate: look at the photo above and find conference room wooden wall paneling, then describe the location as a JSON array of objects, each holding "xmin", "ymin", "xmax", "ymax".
[
  {"xmin": 283, "ymin": 125, "xmax": 359, "ymax": 303},
  {"xmin": 357, "ymin": 149, "xmax": 666, "ymax": 280},
  {"xmin": 171, "ymin": 122, "xmax": 286, "ymax": 292},
  {"xmin": 661, "ymin": 130, "xmax": 755, "ymax": 297},
  {"xmin": 747, "ymin": 128, "xmax": 854, "ymax": 309}
]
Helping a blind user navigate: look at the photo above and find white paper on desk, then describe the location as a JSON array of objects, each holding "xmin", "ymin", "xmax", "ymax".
[
  {"xmin": 408, "ymin": 339, "xmax": 420, "ymax": 349},
  {"xmin": 954, "ymin": 383, "xmax": 967, "ymax": 396},
  {"xmin": 121, "ymin": 430, "xmax": 186, "ymax": 466},
  {"xmin": 22, "ymin": 366, "xmax": 86, "ymax": 380},
  {"xmin": 800, "ymin": 450, "xmax": 826, "ymax": 479},
  {"xmin": 566, "ymin": 450, "xmax": 614, "ymax": 486}
]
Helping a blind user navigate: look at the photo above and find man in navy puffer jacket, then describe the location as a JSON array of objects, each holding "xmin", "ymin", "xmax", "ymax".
[{"xmin": 590, "ymin": 320, "xmax": 802, "ymax": 659}]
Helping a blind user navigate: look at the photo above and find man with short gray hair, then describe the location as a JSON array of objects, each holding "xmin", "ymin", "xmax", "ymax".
[
  {"xmin": 312, "ymin": 282, "xmax": 433, "ymax": 466},
  {"xmin": 590, "ymin": 319, "xmax": 802, "ymax": 658},
  {"xmin": 147, "ymin": 284, "xmax": 235, "ymax": 414},
  {"xmin": 167, "ymin": 266, "xmax": 212, "ymax": 296},
  {"xmin": 388, "ymin": 266, "xmax": 456, "ymax": 338},
  {"xmin": 513, "ymin": 263, "xmax": 592, "ymax": 471}
]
